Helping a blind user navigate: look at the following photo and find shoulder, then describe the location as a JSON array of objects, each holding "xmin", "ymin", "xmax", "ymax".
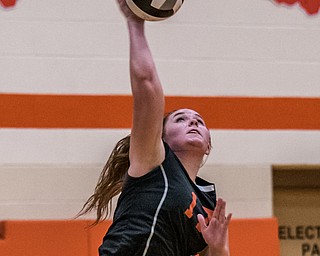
[{"xmin": 128, "ymin": 140, "xmax": 167, "ymax": 178}]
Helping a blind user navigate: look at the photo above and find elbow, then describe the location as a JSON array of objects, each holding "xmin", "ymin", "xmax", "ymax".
[{"xmin": 132, "ymin": 75, "xmax": 163, "ymax": 98}]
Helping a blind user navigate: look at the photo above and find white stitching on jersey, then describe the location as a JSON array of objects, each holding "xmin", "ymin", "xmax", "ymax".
[{"xmin": 142, "ymin": 164, "xmax": 169, "ymax": 256}]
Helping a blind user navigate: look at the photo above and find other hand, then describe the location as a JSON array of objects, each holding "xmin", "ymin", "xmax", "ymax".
[{"xmin": 198, "ymin": 198, "xmax": 232, "ymax": 255}]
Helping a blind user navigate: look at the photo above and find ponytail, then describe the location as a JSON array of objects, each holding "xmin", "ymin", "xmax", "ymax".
[{"xmin": 77, "ymin": 135, "xmax": 130, "ymax": 225}]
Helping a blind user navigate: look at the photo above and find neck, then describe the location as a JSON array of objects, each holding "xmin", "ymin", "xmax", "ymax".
[{"xmin": 174, "ymin": 150, "xmax": 204, "ymax": 182}]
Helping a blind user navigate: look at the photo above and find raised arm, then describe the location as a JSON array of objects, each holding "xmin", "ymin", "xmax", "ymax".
[{"xmin": 117, "ymin": 0, "xmax": 165, "ymax": 177}]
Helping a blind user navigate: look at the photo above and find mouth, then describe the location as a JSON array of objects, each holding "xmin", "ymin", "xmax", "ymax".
[{"xmin": 188, "ymin": 129, "xmax": 201, "ymax": 135}]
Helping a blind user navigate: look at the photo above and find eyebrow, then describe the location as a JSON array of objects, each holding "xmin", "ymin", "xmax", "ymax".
[{"xmin": 172, "ymin": 111, "xmax": 203, "ymax": 120}]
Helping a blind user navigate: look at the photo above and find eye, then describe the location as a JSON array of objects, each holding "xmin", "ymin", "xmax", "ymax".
[
  {"xmin": 197, "ymin": 119, "xmax": 204, "ymax": 125},
  {"xmin": 176, "ymin": 117, "xmax": 185, "ymax": 122}
]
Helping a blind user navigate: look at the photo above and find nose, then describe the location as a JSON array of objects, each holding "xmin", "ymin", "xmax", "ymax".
[{"xmin": 189, "ymin": 119, "xmax": 198, "ymax": 127}]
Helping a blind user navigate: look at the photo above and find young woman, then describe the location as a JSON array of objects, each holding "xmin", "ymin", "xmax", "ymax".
[{"xmin": 79, "ymin": 1, "xmax": 232, "ymax": 255}]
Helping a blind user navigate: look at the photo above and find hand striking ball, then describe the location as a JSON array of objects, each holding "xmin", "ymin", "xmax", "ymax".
[{"xmin": 126, "ymin": 0, "xmax": 184, "ymax": 21}]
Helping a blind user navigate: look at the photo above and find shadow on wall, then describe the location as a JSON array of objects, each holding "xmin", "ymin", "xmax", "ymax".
[{"xmin": 0, "ymin": 221, "xmax": 5, "ymax": 240}]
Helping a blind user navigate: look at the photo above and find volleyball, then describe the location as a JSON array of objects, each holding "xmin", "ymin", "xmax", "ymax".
[{"xmin": 126, "ymin": 0, "xmax": 184, "ymax": 21}]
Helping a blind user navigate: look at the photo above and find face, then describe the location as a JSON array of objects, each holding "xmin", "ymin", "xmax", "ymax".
[{"xmin": 163, "ymin": 109, "xmax": 211, "ymax": 155}]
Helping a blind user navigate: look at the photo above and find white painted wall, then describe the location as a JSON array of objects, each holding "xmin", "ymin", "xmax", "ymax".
[
  {"xmin": 0, "ymin": 0, "xmax": 319, "ymax": 220},
  {"xmin": 1, "ymin": 0, "xmax": 320, "ymax": 97}
]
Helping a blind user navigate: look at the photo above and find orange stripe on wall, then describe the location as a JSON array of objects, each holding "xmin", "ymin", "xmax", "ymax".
[
  {"xmin": 0, "ymin": 218, "xmax": 280, "ymax": 256},
  {"xmin": 0, "ymin": 93, "xmax": 319, "ymax": 129}
]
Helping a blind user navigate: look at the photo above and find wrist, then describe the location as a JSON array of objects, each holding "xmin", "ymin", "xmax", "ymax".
[
  {"xmin": 127, "ymin": 17, "xmax": 144, "ymax": 26},
  {"xmin": 207, "ymin": 247, "xmax": 229, "ymax": 256},
  {"xmin": 127, "ymin": 19, "xmax": 144, "ymax": 33}
]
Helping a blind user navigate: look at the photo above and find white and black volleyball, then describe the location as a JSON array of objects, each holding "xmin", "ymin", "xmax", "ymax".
[{"xmin": 126, "ymin": 0, "xmax": 184, "ymax": 21}]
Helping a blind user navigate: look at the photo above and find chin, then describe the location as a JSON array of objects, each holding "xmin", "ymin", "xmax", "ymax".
[{"xmin": 186, "ymin": 140, "xmax": 207, "ymax": 152}]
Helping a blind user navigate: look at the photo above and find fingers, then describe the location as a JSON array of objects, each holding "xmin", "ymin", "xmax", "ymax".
[
  {"xmin": 219, "ymin": 200, "xmax": 226, "ymax": 222},
  {"xmin": 226, "ymin": 213, "xmax": 232, "ymax": 224},
  {"xmin": 214, "ymin": 198, "xmax": 224, "ymax": 221},
  {"xmin": 214, "ymin": 198, "xmax": 232, "ymax": 223},
  {"xmin": 116, "ymin": 0, "xmax": 144, "ymax": 22},
  {"xmin": 199, "ymin": 198, "xmax": 232, "ymax": 229},
  {"xmin": 197, "ymin": 214, "xmax": 207, "ymax": 232}
]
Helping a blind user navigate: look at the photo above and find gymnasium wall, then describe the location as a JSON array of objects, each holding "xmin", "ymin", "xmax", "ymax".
[{"xmin": 0, "ymin": 0, "xmax": 319, "ymax": 254}]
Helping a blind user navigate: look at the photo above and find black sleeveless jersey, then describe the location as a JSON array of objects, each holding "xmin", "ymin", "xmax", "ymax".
[{"xmin": 99, "ymin": 143, "xmax": 216, "ymax": 256}]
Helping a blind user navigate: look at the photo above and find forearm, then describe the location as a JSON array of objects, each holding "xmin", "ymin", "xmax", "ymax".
[
  {"xmin": 126, "ymin": 19, "xmax": 164, "ymax": 126},
  {"xmin": 127, "ymin": 21, "xmax": 161, "ymax": 92},
  {"xmin": 125, "ymin": 16, "xmax": 165, "ymax": 162}
]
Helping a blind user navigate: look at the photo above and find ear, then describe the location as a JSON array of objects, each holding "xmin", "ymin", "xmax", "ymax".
[
  {"xmin": 205, "ymin": 143, "xmax": 211, "ymax": 155},
  {"xmin": 205, "ymin": 132, "xmax": 212, "ymax": 155}
]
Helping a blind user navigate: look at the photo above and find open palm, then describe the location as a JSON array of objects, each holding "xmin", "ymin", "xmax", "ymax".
[{"xmin": 198, "ymin": 198, "xmax": 232, "ymax": 255}]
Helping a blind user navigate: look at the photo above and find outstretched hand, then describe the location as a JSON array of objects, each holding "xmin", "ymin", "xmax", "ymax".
[
  {"xmin": 198, "ymin": 198, "xmax": 232, "ymax": 255},
  {"xmin": 116, "ymin": 0, "xmax": 144, "ymax": 23}
]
